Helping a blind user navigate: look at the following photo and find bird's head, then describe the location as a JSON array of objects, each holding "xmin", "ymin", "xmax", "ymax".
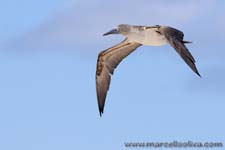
[{"xmin": 103, "ymin": 24, "xmax": 131, "ymax": 36}]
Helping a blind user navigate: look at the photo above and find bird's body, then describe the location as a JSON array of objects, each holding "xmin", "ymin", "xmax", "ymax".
[
  {"xmin": 96, "ymin": 24, "xmax": 201, "ymax": 116},
  {"xmin": 123, "ymin": 25, "xmax": 168, "ymax": 46}
]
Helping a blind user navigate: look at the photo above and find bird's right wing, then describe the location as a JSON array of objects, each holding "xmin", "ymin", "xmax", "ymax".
[
  {"xmin": 160, "ymin": 26, "xmax": 201, "ymax": 77},
  {"xmin": 96, "ymin": 38, "xmax": 141, "ymax": 116}
]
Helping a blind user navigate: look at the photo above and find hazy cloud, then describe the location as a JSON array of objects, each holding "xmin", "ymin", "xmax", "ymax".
[{"xmin": 2, "ymin": 0, "xmax": 220, "ymax": 53}]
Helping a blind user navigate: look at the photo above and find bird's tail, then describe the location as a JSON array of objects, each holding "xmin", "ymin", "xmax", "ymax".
[{"xmin": 182, "ymin": 40, "xmax": 192, "ymax": 44}]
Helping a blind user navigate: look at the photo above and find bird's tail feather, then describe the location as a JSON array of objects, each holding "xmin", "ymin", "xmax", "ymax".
[{"xmin": 183, "ymin": 40, "xmax": 192, "ymax": 44}]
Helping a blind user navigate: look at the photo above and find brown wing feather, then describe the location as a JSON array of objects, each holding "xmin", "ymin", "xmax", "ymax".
[
  {"xmin": 96, "ymin": 38, "xmax": 141, "ymax": 116},
  {"xmin": 160, "ymin": 26, "xmax": 201, "ymax": 77}
]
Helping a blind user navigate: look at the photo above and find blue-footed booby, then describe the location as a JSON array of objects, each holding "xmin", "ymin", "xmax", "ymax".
[{"xmin": 96, "ymin": 24, "xmax": 201, "ymax": 116}]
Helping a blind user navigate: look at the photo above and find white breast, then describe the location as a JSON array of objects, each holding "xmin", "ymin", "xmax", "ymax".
[{"xmin": 126, "ymin": 28, "xmax": 168, "ymax": 46}]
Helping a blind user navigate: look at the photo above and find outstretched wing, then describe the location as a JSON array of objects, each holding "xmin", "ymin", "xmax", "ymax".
[
  {"xmin": 96, "ymin": 38, "xmax": 141, "ymax": 116},
  {"xmin": 160, "ymin": 26, "xmax": 201, "ymax": 77}
]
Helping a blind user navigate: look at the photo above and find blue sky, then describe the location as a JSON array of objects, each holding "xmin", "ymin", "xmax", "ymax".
[{"xmin": 0, "ymin": 0, "xmax": 225, "ymax": 150}]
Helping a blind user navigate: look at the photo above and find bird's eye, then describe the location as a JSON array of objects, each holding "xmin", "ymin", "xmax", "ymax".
[{"xmin": 155, "ymin": 31, "xmax": 161, "ymax": 34}]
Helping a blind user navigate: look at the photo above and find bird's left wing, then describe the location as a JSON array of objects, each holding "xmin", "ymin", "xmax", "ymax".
[
  {"xmin": 160, "ymin": 26, "xmax": 201, "ymax": 77},
  {"xmin": 96, "ymin": 38, "xmax": 141, "ymax": 116}
]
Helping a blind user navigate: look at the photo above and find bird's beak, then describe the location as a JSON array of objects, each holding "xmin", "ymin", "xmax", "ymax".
[{"xmin": 103, "ymin": 28, "xmax": 119, "ymax": 36}]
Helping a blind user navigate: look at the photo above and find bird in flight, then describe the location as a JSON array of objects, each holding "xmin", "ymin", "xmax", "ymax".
[{"xmin": 96, "ymin": 24, "xmax": 201, "ymax": 116}]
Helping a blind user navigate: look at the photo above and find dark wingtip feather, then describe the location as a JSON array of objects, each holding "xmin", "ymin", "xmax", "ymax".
[
  {"xmin": 99, "ymin": 108, "xmax": 103, "ymax": 117},
  {"xmin": 192, "ymin": 62, "xmax": 202, "ymax": 78},
  {"xmin": 195, "ymin": 70, "xmax": 202, "ymax": 78}
]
